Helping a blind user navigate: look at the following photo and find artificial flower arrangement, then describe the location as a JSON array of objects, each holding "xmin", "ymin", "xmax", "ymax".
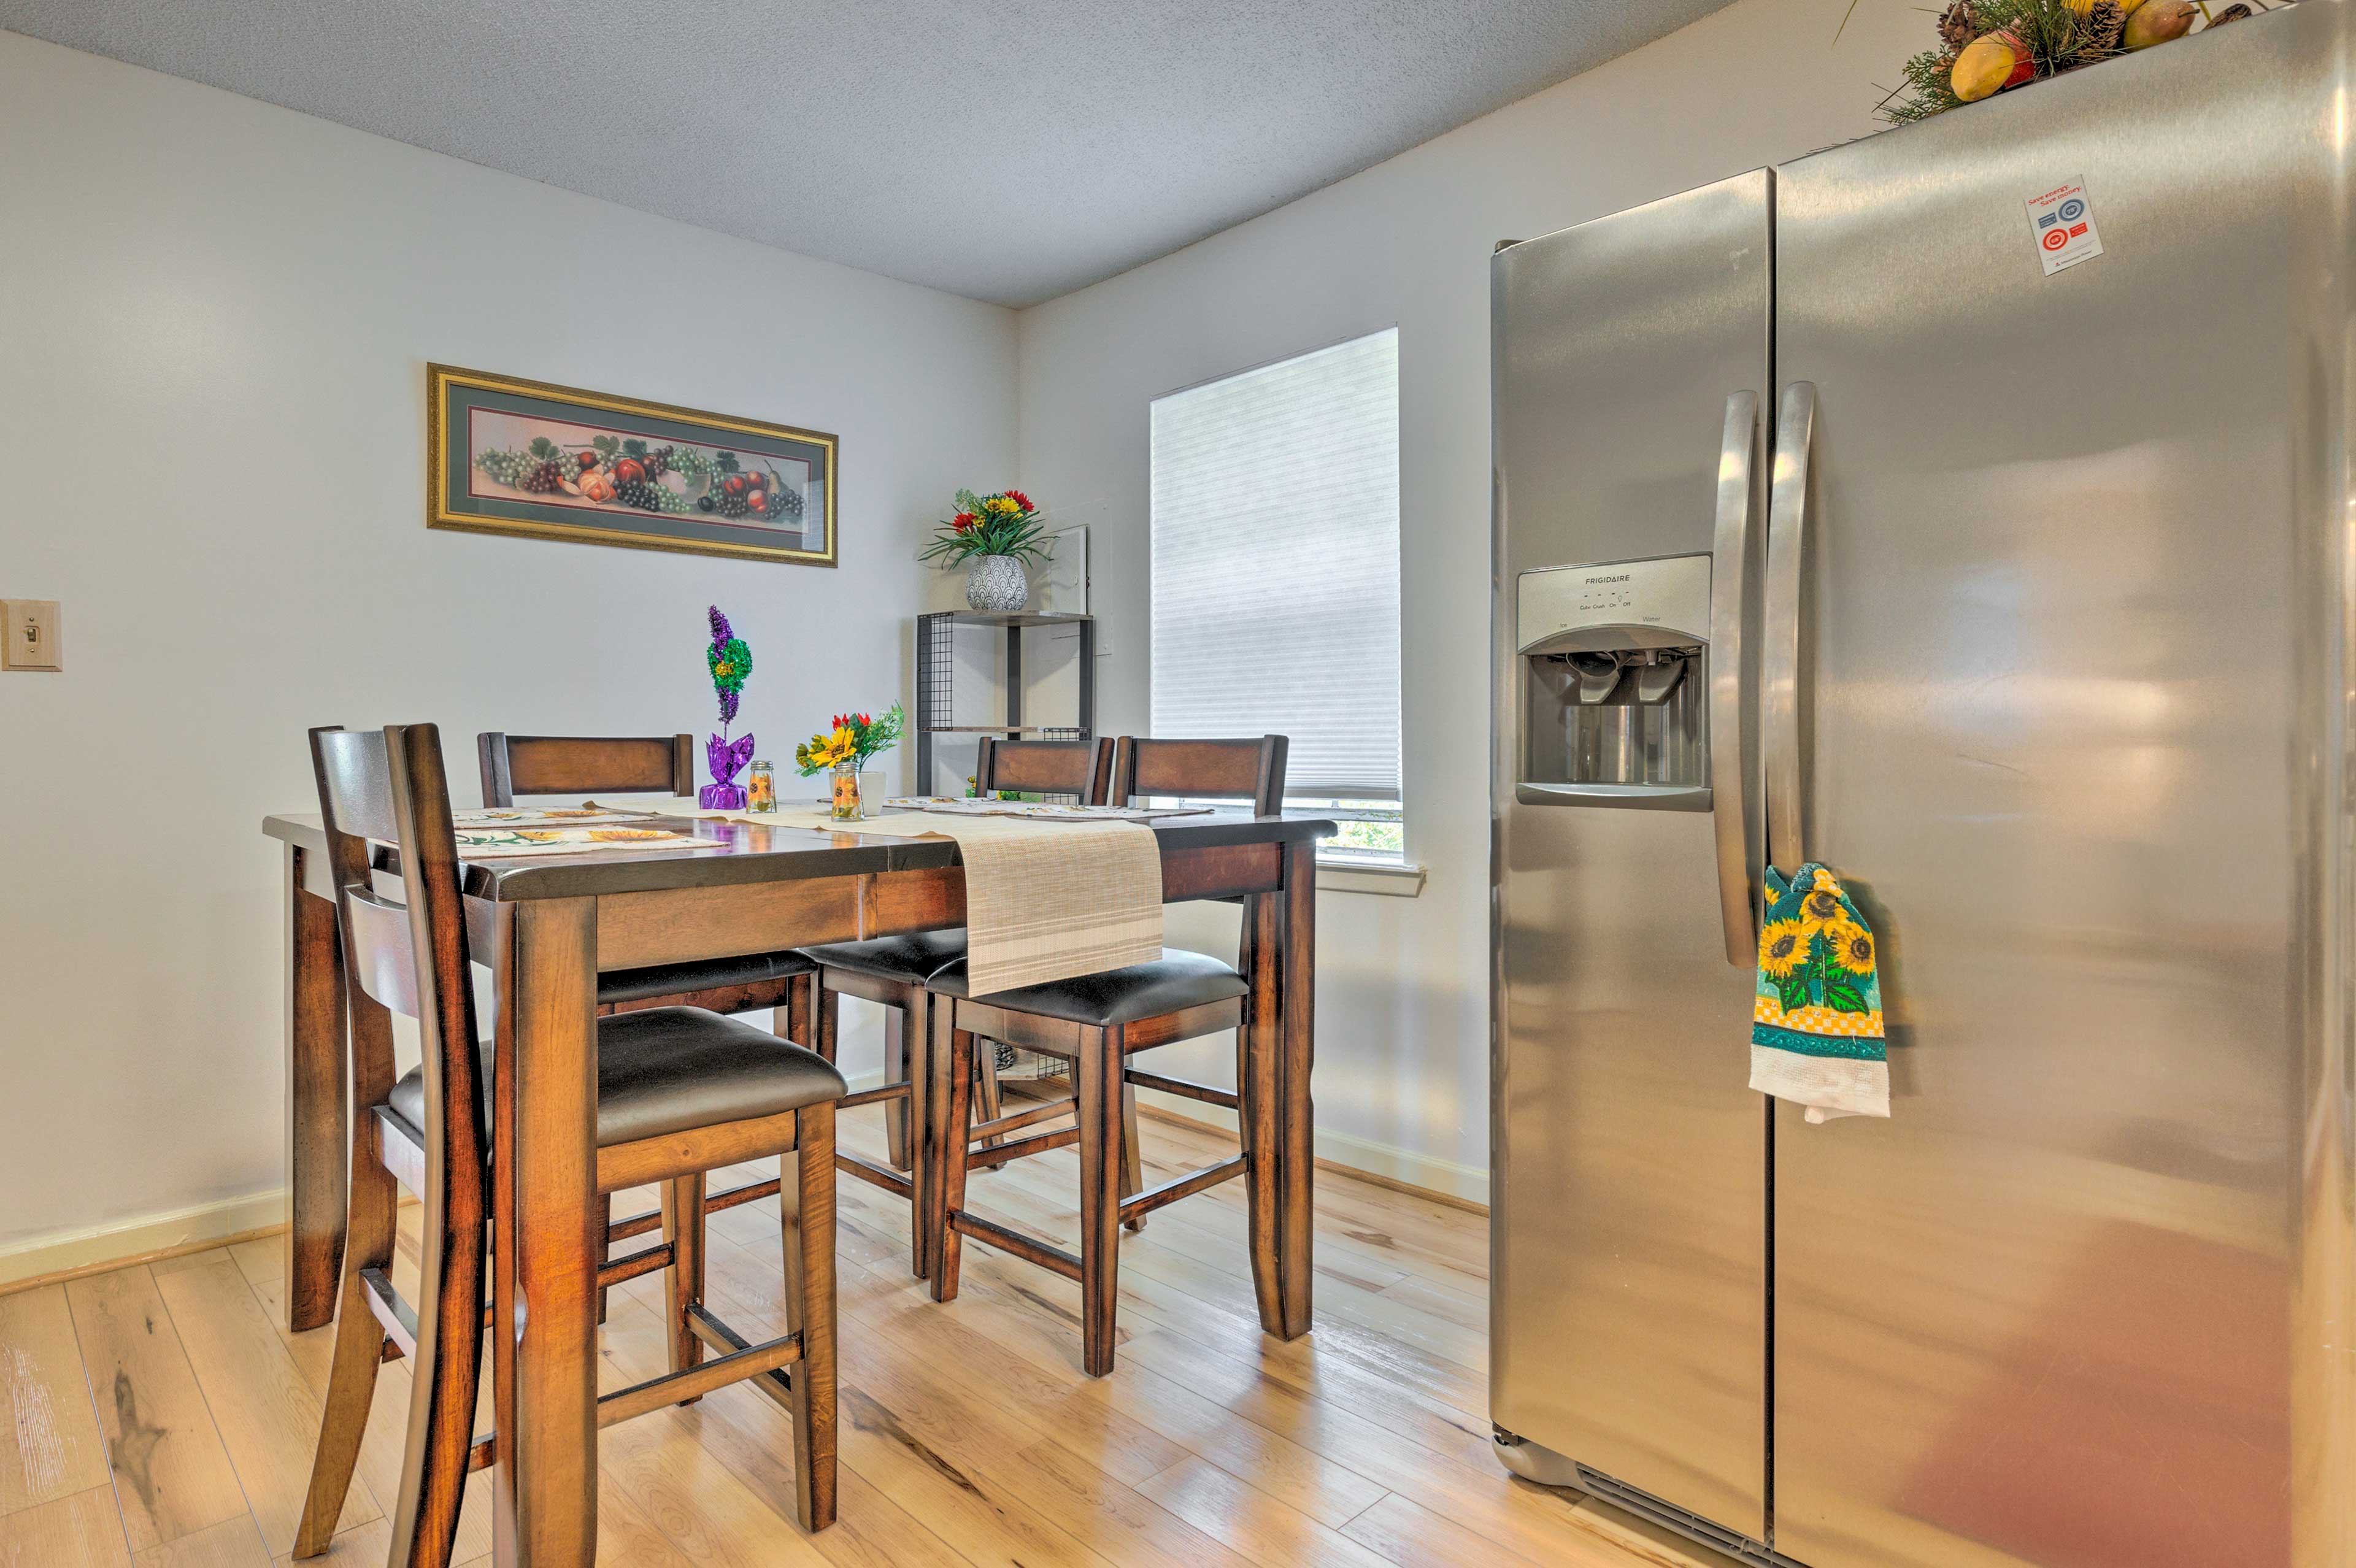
[
  {"xmin": 1873, "ymin": 0, "xmax": 2274, "ymax": 124},
  {"xmin": 701, "ymin": 605, "xmax": 755, "ymax": 809},
  {"xmin": 917, "ymin": 488, "xmax": 1050, "ymax": 566},
  {"xmin": 796, "ymin": 704, "xmax": 906, "ymax": 820},
  {"xmin": 795, "ymin": 705, "xmax": 907, "ymax": 777}
]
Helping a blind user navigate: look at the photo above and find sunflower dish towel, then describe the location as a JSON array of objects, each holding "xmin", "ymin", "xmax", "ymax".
[{"xmin": 1750, "ymin": 864, "xmax": 1888, "ymax": 1123}]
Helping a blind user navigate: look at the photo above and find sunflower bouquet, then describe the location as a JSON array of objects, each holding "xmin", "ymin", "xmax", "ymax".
[
  {"xmin": 1755, "ymin": 870, "xmax": 1878, "ymax": 1018},
  {"xmin": 794, "ymin": 705, "xmax": 906, "ymax": 778}
]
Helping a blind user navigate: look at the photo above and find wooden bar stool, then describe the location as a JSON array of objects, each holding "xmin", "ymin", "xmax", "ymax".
[
  {"xmin": 296, "ymin": 724, "xmax": 844, "ymax": 1564},
  {"xmin": 928, "ymin": 736, "xmax": 1288, "ymax": 1375},
  {"xmin": 479, "ymin": 731, "xmax": 821, "ymax": 1318},
  {"xmin": 796, "ymin": 734, "xmax": 1113, "ymax": 1278}
]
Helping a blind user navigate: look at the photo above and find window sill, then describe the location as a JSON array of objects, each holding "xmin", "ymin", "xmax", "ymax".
[{"xmin": 1317, "ymin": 859, "xmax": 1425, "ymax": 897}]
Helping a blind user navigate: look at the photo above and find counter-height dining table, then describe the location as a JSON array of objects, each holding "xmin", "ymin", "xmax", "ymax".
[{"xmin": 262, "ymin": 805, "xmax": 1326, "ymax": 1566}]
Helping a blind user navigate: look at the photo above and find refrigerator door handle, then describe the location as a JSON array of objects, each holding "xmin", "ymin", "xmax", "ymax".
[
  {"xmin": 1709, "ymin": 389, "xmax": 1762, "ymax": 964},
  {"xmin": 1763, "ymin": 381, "xmax": 1816, "ymax": 878}
]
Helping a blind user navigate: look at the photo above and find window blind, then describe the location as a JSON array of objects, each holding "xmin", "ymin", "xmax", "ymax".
[{"xmin": 1149, "ymin": 329, "xmax": 1402, "ymax": 802}]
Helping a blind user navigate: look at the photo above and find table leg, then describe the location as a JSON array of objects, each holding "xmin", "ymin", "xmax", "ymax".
[
  {"xmin": 492, "ymin": 897, "xmax": 599, "ymax": 1568},
  {"xmin": 1276, "ymin": 839, "xmax": 1317, "ymax": 1339},
  {"xmin": 882, "ymin": 1003, "xmax": 913, "ymax": 1171},
  {"xmin": 906, "ymin": 987, "xmax": 934, "ymax": 1282},
  {"xmin": 283, "ymin": 843, "xmax": 348, "ymax": 1334},
  {"xmin": 1240, "ymin": 887, "xmax": 1283, "ymax": 1332}
]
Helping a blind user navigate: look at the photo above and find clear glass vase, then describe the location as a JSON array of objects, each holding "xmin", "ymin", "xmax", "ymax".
[{"xmin": 830, "ymin": 760, "xmax": 861, "ymax": 821}]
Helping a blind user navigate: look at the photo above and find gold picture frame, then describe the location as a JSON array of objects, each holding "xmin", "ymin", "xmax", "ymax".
[{"xmin": 426, "ymin": 363, "xmax": 838, "ymax": 566}]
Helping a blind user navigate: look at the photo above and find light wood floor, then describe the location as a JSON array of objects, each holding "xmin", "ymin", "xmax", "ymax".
[{"xmin": 0, "ymin": 1112, "xmax": 1727, "ymax": 1568}]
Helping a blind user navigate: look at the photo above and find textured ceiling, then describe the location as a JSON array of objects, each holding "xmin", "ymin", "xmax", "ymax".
[{"xmin": 1, "ymin": 1, "xmax": 1736, "ymax": 307}]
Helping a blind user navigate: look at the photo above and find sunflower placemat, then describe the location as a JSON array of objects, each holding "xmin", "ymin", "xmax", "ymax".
[
  {"xmin": 453, "ymin": 826, "xmax": 725, "ymax": 857},
  {"xmin": 1749, "ymin": 863, "xmax": 1888, "ymax": 1123}
]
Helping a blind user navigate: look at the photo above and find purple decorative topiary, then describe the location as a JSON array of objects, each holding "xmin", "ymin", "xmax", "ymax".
[{"xmin": 699, "ymin": 604, "xmax": 754, "ymax": 808}]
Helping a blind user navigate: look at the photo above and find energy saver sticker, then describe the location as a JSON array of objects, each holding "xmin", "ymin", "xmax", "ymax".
[{"xmin": 2026, "ymin": 179, "xmax": 2104, "ymax": 276}]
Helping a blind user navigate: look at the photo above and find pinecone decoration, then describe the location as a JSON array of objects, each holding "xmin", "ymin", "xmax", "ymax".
[
  {"xmin": 2082, "ymin": 0, "xmax": 2127, "ymax": 56},
  {"xmin": 521, "ymin": 458, "xmax": 566, "ymax": 494},
  {"xmin": 1938, "ymin": 0, "xmax": 1978, "ymax": 52}
]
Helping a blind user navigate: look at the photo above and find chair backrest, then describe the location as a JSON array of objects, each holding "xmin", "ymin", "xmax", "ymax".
[
  {"xmin": 312, "ymin": 724, "xmax": 485, "ymax": 1174},
  {"xmin": 477, "ymin": 732, "xmax": 694, "ymax": 805},
  {"xmin": 1111, "ymin": 736, "xmax": 1288, "ymax": 817},
  {"xmin": 974, "ymin": 736, "xmax": 1113, "ymax": 804}
]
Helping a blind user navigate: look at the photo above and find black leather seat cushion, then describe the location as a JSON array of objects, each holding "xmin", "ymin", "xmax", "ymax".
[
  {"xmin": 598, "ymin": 948, "xmax": 816, "ymax": 1005},
  {"xmin": 799, "ymin": 931, "xmax": 968, "ymax": 985},
  {"xmin": 384, "ymin": 1006, "xmax": 847, "ymax": 1149},
  {"xmin": 930, "ymin": 948, "xmax": 1246, "ymax": 1026}
]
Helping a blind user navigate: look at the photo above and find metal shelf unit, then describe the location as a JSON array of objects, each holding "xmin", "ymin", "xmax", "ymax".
[{"xmin": 915, "ymin": 611, "xmax": 1096, "ymax": 792}]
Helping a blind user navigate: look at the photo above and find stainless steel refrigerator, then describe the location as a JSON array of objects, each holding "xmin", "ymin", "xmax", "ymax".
[{"xmin": 1488, "ymin": 6, "xmax": 2356, "ymax": 1567}]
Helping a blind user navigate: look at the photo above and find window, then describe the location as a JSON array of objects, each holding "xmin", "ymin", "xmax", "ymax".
[{"xmin": 1150, "ymin": 329, "xmax": 1403, "ymax": 863}]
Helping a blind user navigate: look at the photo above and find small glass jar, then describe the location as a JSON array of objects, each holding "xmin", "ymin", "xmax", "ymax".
[
  {"xmin": 746, "ymin": 760, "xmax": 776, "ymax": 813},
  {"xmin": 830, "ymin": 759, "xmax": 861, "ymax": 821}
]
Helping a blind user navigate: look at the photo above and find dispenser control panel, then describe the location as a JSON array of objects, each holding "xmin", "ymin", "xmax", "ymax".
[
  {"xmin": 1517, "ymin": 552, "xmax": 1711, "ymax": 653},
  {"xmin": 1575, "ymin": 577, "xmax": 1637, "ymax": 615}
]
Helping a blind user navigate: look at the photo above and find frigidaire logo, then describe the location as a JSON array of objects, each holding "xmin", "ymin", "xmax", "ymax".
[{"xmin": 1585, "ymin": 574, "xmax": 1630, "ymax": 585}]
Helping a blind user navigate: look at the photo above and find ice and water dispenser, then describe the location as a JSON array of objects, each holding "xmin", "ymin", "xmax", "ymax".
[{"xmin": 1515, "ymin": 553, "xmax": 1712, "ymax": 808}]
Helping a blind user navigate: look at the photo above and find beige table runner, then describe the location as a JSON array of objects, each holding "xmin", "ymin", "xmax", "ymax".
[
  {"xmin": 653, "ymin": 799, "xmax": 1165, "ymax": 994},
  {"xmin": 931, "ymin": 813, "xmax": 1163, "ymax": 994}
]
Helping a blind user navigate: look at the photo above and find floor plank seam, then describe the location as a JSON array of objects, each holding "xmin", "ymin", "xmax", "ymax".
[{"xmin": 54, "ymin": 1283, "xmax": 143, "ymax": 1566}]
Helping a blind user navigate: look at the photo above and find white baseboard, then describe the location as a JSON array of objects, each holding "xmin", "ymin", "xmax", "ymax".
[
  {"xmin": 1130, "ymin": 1086, "xmax": 1490, "ymax": 1207},
  {"xmin": 0, "ymin": 1075, "xmax": 1486, "ymax": 1292},
  {"xmin": 857, "ymin": 1067, "xmax": 1489, "ymax": 1206},
  {"xmin": 0, "ymin": 1189, "xmax": 289, "ymax": 1292}
]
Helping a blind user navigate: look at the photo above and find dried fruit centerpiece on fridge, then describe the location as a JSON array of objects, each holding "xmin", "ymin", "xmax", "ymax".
[{"xmin": 1874, "ymin": 0, "xmax": 2276, "ymax": 125}]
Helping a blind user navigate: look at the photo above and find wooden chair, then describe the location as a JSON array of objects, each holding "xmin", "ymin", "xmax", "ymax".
[
  {"xmin": 478, "ymin": 731, "xmax": 821, "ymax": 1318},
  {"xmin": 295, "ymin": 724, "xmax": 844, "ymax": 1563},
  {"xmin": 793, "ymin": 736, "xmax": 1114, "ymax": 1280},
  {"xmin": 929, "ymin": 736, "xmax": 1288, "ymax": 1375}
]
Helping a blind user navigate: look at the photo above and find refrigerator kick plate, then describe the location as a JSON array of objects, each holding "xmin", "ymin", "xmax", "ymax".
[{"xmin": 1492, "ymin": 1431, "xmax": 1807, "ymax": 1568}]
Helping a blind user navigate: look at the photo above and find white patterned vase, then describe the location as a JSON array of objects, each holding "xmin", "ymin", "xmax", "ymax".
[{"xmin": 964, "ymin": 555, "xmax": 1029, "ymax": 613}]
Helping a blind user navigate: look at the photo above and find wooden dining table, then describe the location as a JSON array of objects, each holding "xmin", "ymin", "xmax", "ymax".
[{"xmin": 262, "ymin": 805, "xmax": 1326, "ymax": 1566}]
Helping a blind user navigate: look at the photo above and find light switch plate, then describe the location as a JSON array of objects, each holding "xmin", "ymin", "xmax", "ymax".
[{"xmin": 2, "ymin": 600, "xmax": 61, "ymax": 671}]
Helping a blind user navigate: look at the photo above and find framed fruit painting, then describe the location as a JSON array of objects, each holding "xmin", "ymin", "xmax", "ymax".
[{"xmin": 426, "ymin": 364, "xmax": 837, "ymax": 566}]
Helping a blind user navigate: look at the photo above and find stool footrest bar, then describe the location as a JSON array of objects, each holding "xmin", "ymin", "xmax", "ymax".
[
  {"xmin": 946, "ymin": 1210, "xmax": 1083, "ymax": 1281},
  {"xmin": 596, "ymin": 1242, "xmax": 676, "ymax": 1289},
  {"xmin": 970, "ymin": 1125, "xmax": 1079, "ymax": 1169},
  {"xmin": 687, "ymin": 1305, "xmax": 798, "ymax": 1413},
  {"xmin": 707, "ymin": 1177, "xmax": 780, "ymax": 1213},
  {"xmin": 1122, "ymin": 1068, "xmax": 1241, "ymax": 1110},
  {"xmin": 359, "ymin": 1267, "xmax": 418, "ymax": 1361},
  {"xmin": 1118, "ymin": 1154, "xmax": 1249, "ymax": 1221},
  {"xmin": 606, "ymin": 1208, "xmax": 662, "ymax": 1242},
  {"xmin": 837, "ymin": 1151, "xmax": 914, "ymax": 1197},
  {"xmin": 971, "ymin": 1096, "xmax": 1079, "ymax": 1139},
  {"xmin": 599, "ymin": 1321, "xmax": 801, "ymax": 1428}
]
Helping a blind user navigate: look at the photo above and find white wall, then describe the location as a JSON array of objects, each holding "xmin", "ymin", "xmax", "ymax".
[
  {"xmin": 1013, "ymin": 0, "xmax": 1924, "ymax": 1200},
  {"xmin": 0, "ymin": 31, "xmax": 1014, "ymax": 1261}
]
